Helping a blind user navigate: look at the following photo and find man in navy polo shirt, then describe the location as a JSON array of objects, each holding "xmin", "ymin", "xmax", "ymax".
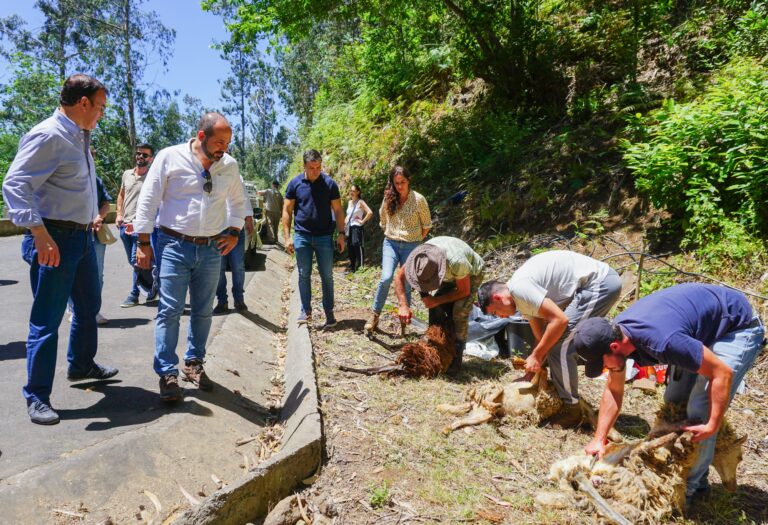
[
  {"xmin": 570, "ymin": 283, "xmax": 764, "ymax": 503},
  {"xmin": 283, "ymin": 149, "xmax": 346, "ymax": 327}
]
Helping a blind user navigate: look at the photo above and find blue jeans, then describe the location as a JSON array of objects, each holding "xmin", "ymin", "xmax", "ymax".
[
  {"xmin": 371, "ymin": 238, "xmax": 420, "ymax": 313},
  {"xmin": 21, "ymin": 225, "xmax": 101, "ymax": 405},
  {"xmin": 664, "ymin": 319, "xmax": 765, "ymax": 495},
  {"xmin": 119, "ymin": 225, "xmax": 159, "ymax": 298},
  {"xmin": 294, "ymin": 232, "xmax": 334, "ymax": 316},
  {"xmin": 68, "ymin": 234, "xmax": 105, "ymax": 311},
  {"xmin": 216, "ymin": 230, "xmax": 246, "ymax": 304},
  {"xmin": 153, "ymin": 231, "xmax": 222, "ymax": 376}
]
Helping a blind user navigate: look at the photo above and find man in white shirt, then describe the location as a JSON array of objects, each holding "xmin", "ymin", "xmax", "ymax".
[
  {"xmin": 134, "ymin": 112, "xmax": 247, "ymax": 402},
  {"xmin": 477, "ymin": 250, "xmax": 622, "ymax": 427}
]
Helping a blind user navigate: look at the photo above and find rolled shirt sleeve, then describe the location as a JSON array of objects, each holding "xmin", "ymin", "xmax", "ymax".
[
  {"xmin": 417, "ymin": 193, "xmax": 432, "ymax": 230},
  {"xmin": 2, "ymin": 132, "xmax": 61, "ymax": 227},
  {"xmin": 226, "ymin": 169, "xmax": 247, "ymax": 229}
]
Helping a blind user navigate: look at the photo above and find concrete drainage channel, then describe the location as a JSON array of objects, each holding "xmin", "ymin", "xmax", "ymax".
[{"xmin": 174, "ymin": 268, "xmax": 323, "ymax": 525}]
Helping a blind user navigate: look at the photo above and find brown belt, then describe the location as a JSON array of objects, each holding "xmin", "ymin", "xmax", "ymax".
[
  {"xmin": 42, "ymin": 218, "xmax": 94, "ymax": 231},
  {"xmin": 159, "ymin": 226, "xmax": 219, "ymax": 245}
]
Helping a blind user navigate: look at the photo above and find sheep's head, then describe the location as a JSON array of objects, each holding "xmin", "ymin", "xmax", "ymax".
[{"xmin": 713, "ymin": 433, "xmax": 747, "ymax": 492}]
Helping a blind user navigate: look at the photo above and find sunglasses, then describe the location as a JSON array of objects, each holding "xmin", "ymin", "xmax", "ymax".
[
  {"xmin": 135, "ymin": 152, "xmax": 151, "ymax": 158},
  {"xmin": 201, "ymin": 169, "xmax": 212, "ymax": 194}
]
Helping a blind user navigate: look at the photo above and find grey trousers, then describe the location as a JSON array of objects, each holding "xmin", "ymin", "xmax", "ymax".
[{"xmin": 548, "ymin": 269, "xmax": 622, "ymax": 403}]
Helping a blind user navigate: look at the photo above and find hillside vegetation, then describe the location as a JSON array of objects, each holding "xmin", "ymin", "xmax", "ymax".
[{"xmin": 210, "ymin": 0, "xmax": 768, "ymax": 283}]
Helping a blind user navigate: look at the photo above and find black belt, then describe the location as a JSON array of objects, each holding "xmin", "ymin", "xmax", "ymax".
[
  {"xmin": 42, "ymin": 218, "xmax": 93, "ymax": 231},
  {"xmin": 160, "ymin": 226, "xmax": 219, "ymax": 245}
]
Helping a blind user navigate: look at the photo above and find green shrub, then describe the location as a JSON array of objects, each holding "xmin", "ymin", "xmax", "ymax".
[{"xmin": 622, "ymin": 58, "xmax": 768, "ymax": 255}]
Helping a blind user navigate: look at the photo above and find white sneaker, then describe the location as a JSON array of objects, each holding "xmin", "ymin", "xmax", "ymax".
[
  {"xmin": 66, "ymin": 307, "xmax": 73, "ymax": 323},
  {"xmin": 95, "ymin": 313, "xmax": 109, "ymax": 325}
]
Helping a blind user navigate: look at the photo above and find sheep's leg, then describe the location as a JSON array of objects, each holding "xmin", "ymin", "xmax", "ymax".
[
  {"xmin": 436, "ymin": 402, "xmax": 472, "ymax": 416},
  {"xmin": 573, "ymin": 472, "xmax": 632, "ymax": 525},
  {"xmin": 442, "ymin": 407, "xmax": 494, "ymax": 435}
]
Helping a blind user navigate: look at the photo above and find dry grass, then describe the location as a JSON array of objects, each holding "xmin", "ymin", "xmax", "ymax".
[{"xmin": 292, "ymin": 236, "xmax": 768, "ymax": 525}]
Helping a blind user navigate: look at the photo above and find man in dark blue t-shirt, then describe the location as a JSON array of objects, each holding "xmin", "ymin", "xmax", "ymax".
[
  {"xmin": 570, "ymin": 283, "xmax": 764, "ymax": 502},
  {"xmin": 283, "ymin": 149, "xmax": 346, "ymax": 327}
]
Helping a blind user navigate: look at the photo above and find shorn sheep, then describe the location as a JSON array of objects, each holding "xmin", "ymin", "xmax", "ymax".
[
  {"xmin": 437, "ymin": 368, "xmax": 622, "ymax": 441},
  {"xmin": 537, "ymin": 402, "xmax": 746, "ymax": 524}
]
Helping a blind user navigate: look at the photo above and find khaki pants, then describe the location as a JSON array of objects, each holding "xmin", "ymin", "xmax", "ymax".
[
  {"xmin": 266, "ymin": 210, "xmax": 281, "ymax": 243},
  {"xmin": 427, "ymin": 273, "xmax": 483, "ymax": 341}
]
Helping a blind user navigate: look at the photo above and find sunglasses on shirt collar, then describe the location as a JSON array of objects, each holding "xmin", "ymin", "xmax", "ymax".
[{"xmin": 201, "ymin": 169, "xmax": 212, "ymax": 194}]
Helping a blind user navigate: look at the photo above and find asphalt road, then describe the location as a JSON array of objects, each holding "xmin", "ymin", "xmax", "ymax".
[{"xmin": 0, "ymin": 226, "xmax": 255, "ymax": 481}]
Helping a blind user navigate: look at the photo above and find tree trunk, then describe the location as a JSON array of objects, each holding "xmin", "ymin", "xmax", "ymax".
[{"xmin": 123, "ymin": 0, "xmax": 137, "ymax": 151}]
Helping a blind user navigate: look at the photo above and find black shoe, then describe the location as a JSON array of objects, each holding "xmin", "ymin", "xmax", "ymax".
[
  {"xmin": 213, "ymin": 303, "xmax": 229, "ymax": 314},
  {"xmin": 322, "ymin": 313, "xmax": 338, "ymax": 329},
  {"xmin": 145, "ymin": 291, "xmax": 159, "ymax": 304},
  {"xmin": 67, "ymin": 363, "xmax": 119, "ymax": 382},
  {"xmin": 234, "ymin": 301, "xmax": 248, "ymax": 312},
  {"xmin": 159, "ymin": 374, "xmax": 183, "ymax": 402},
  {"xmin": 446, "ymin": 340, "xmax": 465, "ymax": 376},
  {"xmin": 28, "ymin": 400, "xmax": 60, "ymax": 425}
]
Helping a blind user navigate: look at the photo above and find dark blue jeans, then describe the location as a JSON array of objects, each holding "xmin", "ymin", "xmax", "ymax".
[
  {"xmin": 216, "ymin": 230, "xmax": 246, "ymax": 304},
  {"xmin": 21, "ymin": 226, "xmax": 101, "ymax": 405},
  {"xmin": 119, "ymin": 225, "xmax": 159, "ymax": 298},
  {"xmin": 294, "ymin": 232, "xmax": 334, "ymax": 316}
]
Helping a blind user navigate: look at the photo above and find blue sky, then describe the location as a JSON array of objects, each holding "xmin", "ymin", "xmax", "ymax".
[{"xmin": 0, "ymin": 1, "xmax": 292, "ymax": 128}]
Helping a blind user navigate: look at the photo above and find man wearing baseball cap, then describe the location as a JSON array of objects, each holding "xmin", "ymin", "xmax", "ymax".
[
  {"xmin": 393, "ymin": 236, "xmax": 484, "ymax": 375},
  {"xmin": 571, "ymin": 283, "xmax": 764, "ymax": 503}
]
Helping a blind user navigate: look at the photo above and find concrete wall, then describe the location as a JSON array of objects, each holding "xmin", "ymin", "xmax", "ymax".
[{"xmin": 174, "ymin": 268, "xmax": 323, "ymax": 525}]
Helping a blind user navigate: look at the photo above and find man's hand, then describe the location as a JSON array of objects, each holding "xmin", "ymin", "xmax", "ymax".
[
  {"xmin": 285, "ymin": 236, "xmax": 294, "ymax": 255},
  {"xmin": 244, "ymin": 216, "xmax": 254, "ymax": 236},
  {"xmin": 524, "ymin": 354, "xmax": 543, "ymax": 374},
  {"xmin": 682, "ymin": 422, "xmax": 718, "ymax": 443},
  {"xmin": 398, "ymin": 305, "xmax": 413, "ymax": 325},
  {"xmin": 422, "ymin": 295, "xmax": 439, "ymax": 309},
  {"xmin": 217, "ymin": 233, "xmax": 238, "ymax": 256},
  {"xmin": 31, "ymin": 227, "xmax": 60, "ymax": 267},
  {"xmin": 136, "ymin": 244, "xmax": 153, "ymax": 269},
  {"xmin": 116, "ymin": 214, "xmax": 124, "ymax": 227},
  {"xmin": 93, "ymin": 215, "xmax": 104, "ymax": 232},
  {"xmin": 336, "ymin": 233, "xmax": 345, "ymax": 252},
  {"xmin": 584, "ymin": 437, "xmax": 608, "ymax": 459}
]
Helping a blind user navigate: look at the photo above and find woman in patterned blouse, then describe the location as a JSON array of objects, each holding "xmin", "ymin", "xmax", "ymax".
[{"xmin": 365, "ymin": 166, "xmax": 432, "ymax": 333}]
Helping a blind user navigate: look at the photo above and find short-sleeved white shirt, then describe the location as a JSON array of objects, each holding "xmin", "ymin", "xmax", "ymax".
[{"xmin": 507, "ymin": 250, "xmax": 610, "ymax": 318}]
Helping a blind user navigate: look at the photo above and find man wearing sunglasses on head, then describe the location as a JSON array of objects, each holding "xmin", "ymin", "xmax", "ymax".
[
  {"xmin": 133, "ymin": 112, "xmax": 248, "ymax": 402},
  {"xmin": 116, "ymin": 143, "xmax": 159, "ymax": 308}
]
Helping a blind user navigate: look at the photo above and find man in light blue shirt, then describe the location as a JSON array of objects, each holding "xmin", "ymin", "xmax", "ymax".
[{"xmin": 2, "ymin": 74, "xmax": 119, "ymax": 425}]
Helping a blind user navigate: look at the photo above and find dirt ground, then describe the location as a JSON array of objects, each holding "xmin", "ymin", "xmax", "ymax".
[{"xmin": 288, "ymin": 233, "xmax": 768, "ymax": 525}]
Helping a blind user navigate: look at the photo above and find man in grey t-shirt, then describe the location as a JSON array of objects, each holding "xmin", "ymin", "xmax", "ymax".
[{"xmin": 477, "ymin": 250, "xmax": 622, "ymax": 427}]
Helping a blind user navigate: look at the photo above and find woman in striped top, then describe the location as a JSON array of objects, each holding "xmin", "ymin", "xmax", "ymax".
[{"xmin": 365, "ymin": 166, "xmax": 432, "ymax": 333}]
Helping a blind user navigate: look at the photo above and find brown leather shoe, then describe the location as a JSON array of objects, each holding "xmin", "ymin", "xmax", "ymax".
[
  {"xmin": 364, "ymin": 312, "xmax": 380, "ymax": 332},
  {"xmin": 183, "ymin": 360, "xmax": 213, "ymax": 391},
  {"xmin": 159, "ymin": 374, "xmax": 182, "ymax": 402}
]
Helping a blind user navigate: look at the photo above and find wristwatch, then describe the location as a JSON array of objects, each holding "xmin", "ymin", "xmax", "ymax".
[
  {"xmin": 227, "ymin": 228, "xmax": 240, "ymax": 237},
  {"xmin": 137, "ymin": 241, "xmax": 151, "ymax": 247}
]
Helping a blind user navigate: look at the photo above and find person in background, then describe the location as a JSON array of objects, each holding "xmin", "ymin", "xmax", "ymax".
[
  {"xmin": 344, "ymin": 184, "xmax": 372, "ymax": 273},
  {"xmin": 257, "ymin": 179, "xmax": 284, "ymax": 244},
  {"xmin": 116, "ymin": 143, "xmax": 158, "ymax": 307},
  {"xmin": 67, "ymin": 169, "xmax": 112, "ymax": 324},
  {"xmin": 134, "ymin": 112, "xmax": 247, "ymax": 402},
  {"xmin": 364, "ymin": 166, "xmax": 431, "ymax": 334},
  {"xmin": 214, "ymin": 176, "xmax": 254, "ymax": 314},
  {"xmin": 282, "ymin": 149, "xmax": 345, "ymax": 327},
  {"xmin": 2, "ymin": 73, "xmax": 118, "ymax": 425},
  {"xmin": 570, "ymin": 283, "xmax": 764, "ymax": 505}
]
